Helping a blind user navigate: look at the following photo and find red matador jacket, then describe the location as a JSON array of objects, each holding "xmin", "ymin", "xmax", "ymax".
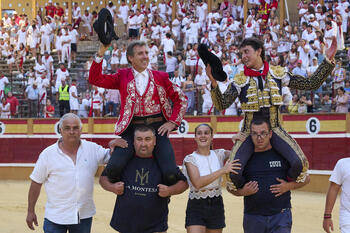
[{"xmin": 89, "ymin": 61, "xmax": 188, "ymax": 135}]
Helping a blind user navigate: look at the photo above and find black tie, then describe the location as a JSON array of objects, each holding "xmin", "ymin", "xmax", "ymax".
[{"xmin": 258, "ymin": 71, "xmax": 264, "ymax": 91}]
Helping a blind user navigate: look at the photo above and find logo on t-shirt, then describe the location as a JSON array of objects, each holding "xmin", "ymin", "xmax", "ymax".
[
  {"xmin": 269, "ymin": 161, "xmax": 281, "ymax": 168},
  {"xmin": 135, "ymin": 168, "xmax": 149, "ymax": 186}
]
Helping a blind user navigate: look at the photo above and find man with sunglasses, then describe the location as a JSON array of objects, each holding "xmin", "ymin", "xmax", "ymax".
[{"xmin": 228, "ymin": 118, "xmax": 310, "ymax": 233}]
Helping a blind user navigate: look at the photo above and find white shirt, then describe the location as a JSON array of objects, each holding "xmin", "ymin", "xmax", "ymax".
[
  {"xmin": 55, "ymin": 68, "xmax": 70, "ymax": 90},
  {"xmin": 69, "ymin": 85, "xmax": 78, "ymax": 104},
  {"xmin": 61, "ymin": 34, "xmax": 72, "ymax": 47},
  {"xmin": 128, "ymin": 15, "xmax": 138, "ymax": 29},
  {"xmin": 78, "ymin": 98, "xmax": 90, "ymax": 118},
  {"xmin": 329, "ymin": 158, "xmax": 350, "ymax": 228},
  {"xmin": 194, "ymin": 73, "xmax": 209, "ymax": 86},
  {"xmin": 72, "ymin": 6, "xmax": 81, "ymax": 19},
  {"xmin": 183, "ymin": 149, "xmax": 227, "ymax": 199},
  {"xmin": 106, "ymin": 5, "xmax": 117, "ymax": 19},
  {"xmin": 119, "ymin": 5, "xmax": 129, "ymax": 19},
  {"xmin": 282, "ymin": 86, "xmax": 292, "ymax": 105},
  {"xmin": 82, "ymin": 13, "xmax": 92, "ymax": 26},
  {"xmin": 37, "ymin": 78, "xmax": 50, "ymax": 95},
  {"xmin": 133, "ymin": 69, "xmax": 149, "ymax": 96},
  {"xmin": 171, "ymin": 76, "xmax": 186, "ymax": 87},
  {"xmin": 40, "ymin": 24, "xmax": 52, "ymax": 36},
  {"xmin": 165, "ymin": 56, "xmax": 177, "ymax": 73},
  {"xmin": 30, "ymin": 139, "xmax": 110, "ymax": 224},
  {"xmin": 161, "ymin": 38, "xmax": 175, "ymax": 53},
  {"xmin": 0, "ymin": 102, "xmax": 10, "ymax": 118},
  {"xmin": 0, "ymin": 76, "xmax": 9, "ymax": 97},
  {"xmin": 17, "ymin": 30, "xmax": 27, "ymax": 43},
  {"xmin": 42, "ymin": 55, "xmax": 54, "ymax": 71},
  {"xmin": 34, "ymin": 63, "xmax": 47, "ymax": 77},
  {"xmin": 69, "ymin": 29, "xmax": 79, "ymax": 43}
]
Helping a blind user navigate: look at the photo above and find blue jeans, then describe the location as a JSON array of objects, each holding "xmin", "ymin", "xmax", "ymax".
[
  {"xmin": 243, "ymin": 209, "xmax": 292, "ymax": 233},
  {"xmin": 43, "ymin": 217, "xmax": 92, "ymax": 233},
  {"xmin": 106, "ymin": 101, "xmax": 118, "ymax": 116}
]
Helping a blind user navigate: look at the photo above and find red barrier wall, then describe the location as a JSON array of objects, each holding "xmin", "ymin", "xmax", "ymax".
[{"xmin": 1, "ymin": 137, "xmax": 349, "ymax": 170}]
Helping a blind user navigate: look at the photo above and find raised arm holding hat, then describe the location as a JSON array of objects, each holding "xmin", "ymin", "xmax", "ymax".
[
  {"xmin": 205, "ymin": 37, "xmax": 337, "ymax": 191},
  {"xmin": 89, "ymin": 34, "xmax": 187, "ymax": 185}
]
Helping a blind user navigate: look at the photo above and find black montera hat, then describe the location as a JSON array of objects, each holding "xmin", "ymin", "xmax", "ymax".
[
  {"xmin": 93, "ymin": 8, "xmax": 119, "ymax": 45},
  {"xmin": 198, "ymin": 44, "xmax": 227, "ymax": 82}
]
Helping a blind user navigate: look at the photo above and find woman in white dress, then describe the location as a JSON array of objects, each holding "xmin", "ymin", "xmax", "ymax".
[
  {"xmin": 148, "ymin": 41, "xmax": 159, "ymax": 70},
  {"xmin": 119, "ymin": 44, "xmax": 128, "ymax": 68},
  {"xmin": 27, "ymin": 22, "xmax": 40, "ymax": 59},
  {"xmin": 183, "ymin": 124, "xmax": 240, "ymax": 233},
  {"xmin": 55, "ymin": 30, "xmax": 63, "ymax": 63},
  {"xmin": 0, "ymin": 97, "xmax": 11, "ymax": 119},
  {"xmin": 139, "ymin": 22, "xmax": 149, "ymax": 42},
  {"xmin": 110, "ymin": 43, "xmax": 120, "ymax": 73}
]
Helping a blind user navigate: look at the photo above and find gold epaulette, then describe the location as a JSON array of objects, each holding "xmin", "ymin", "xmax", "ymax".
[
  {"xmin": 233, "ymin": 71, "xmax": 249, "ymax": 88},
  {"xmin": 269, "ymin": 65, "xmax": 287, "ymax": 80}
]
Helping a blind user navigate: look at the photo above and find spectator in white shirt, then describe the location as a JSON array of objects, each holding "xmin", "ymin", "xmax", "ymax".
[
  {"xmin": 160, "ymin": 32, "xmax": 176, "ymax": 56},
  {"xmin": 118, "ymin": 0, "xmax": 129, "ymax": 33},
  {"xmin": 55, "ymin": 63, "xmax": 70, "ymax": 92},
  {"xmin": 42, "ymin": 52, "xmax": 54, "ymax": 80},
  {"xmin": 69, "ymin": 79, "xmax": 79, "ymax": 115},
  {"xmin": 26, "ymin": 113, "xmax": 119, "ymax": 232},
  {"xmin": 40, "ymin": 17, "xmax": 52, "ymax": 55},
  {"xmin": 323, "ymin": 157, "xmax": 350, "ymax": 233},
  {"xmin": 68, "ymin": 24, "xmax": 79, "ymax": 63},
  {"xmin": 0, "ymin": 72, "xmax": 9, "ymax": 99},
  {"xmin": 297, "ymin": 39, "xmax": 310, "ymax": 70},
  {"xmin": 307, "ymin": 57, "xmax": 319, "ymax": 76},
  {"xmin": 165, "ymin": 51, "xmax": 177, "ymax": 79},
  {"xmin": 302, "ymin": 24, "xmax": 317, "ymax": 43},
  {"xmin": 81, "ymin": 10, "xmax": 93, "ymax": 39},
  {"xmin": 61, "ymin": 27, "xmax": 72, "ymax": 68},
  {"xmin": 324, "ymin": 20, "xmax": 337, "ymax": 50},
  {"xmin": 171, "ymin": 70, "xmax": 186, "ymax": 87},
  {"xmin": 78, "ymin": 92, "xmax": 90, "ymax": 118},
  {"xmin": 72, "ymin": 2, "xmax": 82, "ymax": 29},
  {"xmin": 127, "ymin": 10, "xmax": 138, "ymax": 40}
]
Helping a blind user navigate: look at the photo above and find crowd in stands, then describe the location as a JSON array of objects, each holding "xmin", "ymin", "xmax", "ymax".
[{"xmin": 0, "ymin": 0, "xmax": 350, "ymax": 119}]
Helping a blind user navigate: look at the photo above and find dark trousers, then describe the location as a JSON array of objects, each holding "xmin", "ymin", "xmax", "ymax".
[
  {"xmin": 59, "ymin": 100, "xmax": 70, "ymax": 117},
  {"xmin": 243, "ymin": 209, "xmax": 292, "ymax": 233},
  {"xmin": 28, "ymin": 99, "xmax": 38, "ymax": 118},
  {"xmin": 230, "ymin": 127, "xmax": 307, "ymax": 188},
  {"xmin": 105, "ymin": 119, "xmax": 178, "ymax": 185},
  {"xmin": 43, "ymin": 217, "xmax": 92, "ymax": 233}
]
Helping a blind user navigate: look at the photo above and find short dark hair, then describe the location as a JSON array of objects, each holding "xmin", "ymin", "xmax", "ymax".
[
  {"xmin": 167, "ymin": 51, "xmax": 172, "ymax": 56},
  {"xmin": 126, "ymin": 40, "xmax": 147, "ymax": 63},
  {"xmin": 337, "ymin": 86, "xmax": 345, "ymax": 93},
  {"xmin": 134, "ymin": 124, "xmax": 156, "ymax": 136},
  {"xmin": 239, "ymin": 37, "xmax": 265, "ymax": 61},
  {"xmin": 250, "ymin": 117, "xmax": 271, "ymax": 131}
]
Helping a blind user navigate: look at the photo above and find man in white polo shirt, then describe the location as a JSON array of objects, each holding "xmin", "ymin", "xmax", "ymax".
[
  {"xmin": 323, "ymin": 157, "xmax": 350, "ymax": 233},
  {"xmin": 26, "ymin": 113, "xmax": 120, "ymax": 232}
]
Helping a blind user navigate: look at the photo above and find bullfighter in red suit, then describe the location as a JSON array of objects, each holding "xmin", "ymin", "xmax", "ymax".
[{"xmin": 89, "ymin": 41, "xmax": 187, "ymax": 185}]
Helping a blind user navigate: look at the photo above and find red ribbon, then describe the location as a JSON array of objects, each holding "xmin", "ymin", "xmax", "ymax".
[{"xmin": 243, "ymin": 61, "xmax": 269, "ymax": 80}]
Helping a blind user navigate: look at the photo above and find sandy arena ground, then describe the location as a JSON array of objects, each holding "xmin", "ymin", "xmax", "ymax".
[{"xmin": 0, "ymin": 179, "xmax": 341, "ymax": 233}]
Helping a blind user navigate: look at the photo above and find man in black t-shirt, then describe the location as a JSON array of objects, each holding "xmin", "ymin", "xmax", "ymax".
[
  {"xmin": 228, "ymin": 118, "xmax": 310, "ymax": 233},
  {"xmin": 99, "ymin": 125, "xmax": 188, "ymax": 233}
]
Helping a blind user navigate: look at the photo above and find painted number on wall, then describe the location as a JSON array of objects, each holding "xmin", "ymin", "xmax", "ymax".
[
  {"xmin": 0, "ymin": 121, "xmax": 5, "ymax": 135},
  {"xmin": 177, "ymin": 120, "xmax": 189, "ymax": 135},
  {"xmin": 306, "ymin": 117, "xmax": 320, "ymax": 135},
  {"xmin": 54, "ymin": 121, "xmax": 61, "ymax": 135}
]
